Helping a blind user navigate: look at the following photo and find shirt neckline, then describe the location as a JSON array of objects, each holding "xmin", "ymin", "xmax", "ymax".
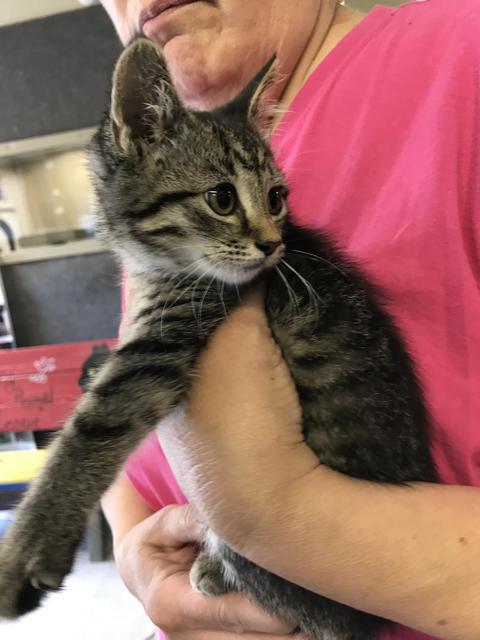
[{"xmin": 278, "ymin": 4, "xmax": 396, "ymax": 126}]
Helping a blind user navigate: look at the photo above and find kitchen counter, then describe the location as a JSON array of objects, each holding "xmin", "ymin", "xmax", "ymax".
[{"xmin": 0, "ymin": 239, "xmax": 107, "ymax": 265}]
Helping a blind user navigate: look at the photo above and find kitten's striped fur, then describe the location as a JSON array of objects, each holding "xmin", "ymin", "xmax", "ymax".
[{"xmin": 0, "ymin": 40, "xmax": 435, "ymax": 639}]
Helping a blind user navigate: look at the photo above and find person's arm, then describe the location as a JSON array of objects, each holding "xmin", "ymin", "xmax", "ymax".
[
  {"xmin": 158, "ymin": 294, "xmax": 480, "ymax": 640},
  {"xmin": 102, "ymin": 473, "xmax": 154, "ymax": 549},
  {"xmin": 101, "ymin": 471, "xmax": 299, "ymax": 639},
  {"xmin": 243, "ymin": 469, "xmax": 480, "ymax": 640}
]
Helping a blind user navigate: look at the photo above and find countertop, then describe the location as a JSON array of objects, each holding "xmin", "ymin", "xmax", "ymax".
[{"xmin": 0, "ymin": 239, "xmax": 107, "ymax": 265}]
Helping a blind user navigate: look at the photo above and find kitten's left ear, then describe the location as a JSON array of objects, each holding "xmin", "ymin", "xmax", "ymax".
[
  {"xmin": 110, "ymin": 38, "xmax": 184, "ymax": 154},
  {"xmin": 247, "ymin": 55, "xmax": 279, "ymax": 134},
  {"xmin": 216, "ymin": 55, "xmax": 279, "ymax": 136}
]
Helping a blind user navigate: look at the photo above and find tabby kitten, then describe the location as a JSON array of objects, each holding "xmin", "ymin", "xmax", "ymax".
[{"xmin": 0, "ymin": 40, "xmax": 436, "ymax": 639}]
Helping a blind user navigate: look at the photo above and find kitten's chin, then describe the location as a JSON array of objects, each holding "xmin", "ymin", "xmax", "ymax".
[
  {"xmin": 224, "ymin": 266, "xmax": 264, "ymax": 285},
  {"xmin": 201, "ymin": 259, "xmax": 265, "ymax": 285}
]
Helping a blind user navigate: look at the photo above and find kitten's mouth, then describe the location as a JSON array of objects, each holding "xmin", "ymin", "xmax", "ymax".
[
  {"xmin": 242, "ymin": 258, "xmax": 266, "ymax": 271},
  {"xmin": 222, "ymin": 255, "xmax": 281, "ymax": 284},
  {"xmin": 237, "ymin": 255, "xmax": 281, "ymax": 274},
  {"xmin": 202, "ymin": 249, "xmax": 283, "ymax": 285},
  {"xmin": 240, "ymin": 249, "xmax": 283, "ymax": 274}
]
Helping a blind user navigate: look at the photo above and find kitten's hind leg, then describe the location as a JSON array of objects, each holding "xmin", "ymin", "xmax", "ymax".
[
  {"xmin": 190, "ymin": 530, "xmax": 241, "ymax": 598},
  {"xmin": 0, "ymin": 350, "xmax": 187, "ymax": 619}
]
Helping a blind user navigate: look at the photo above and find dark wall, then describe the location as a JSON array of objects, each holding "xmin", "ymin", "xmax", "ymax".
[
  {"xmin": 1, "ymin": 252, "xmax": 122, "ymax": 347},
  {"xmin": 0, "ymin": 6, "xmax": 122, "ymax": 143}
]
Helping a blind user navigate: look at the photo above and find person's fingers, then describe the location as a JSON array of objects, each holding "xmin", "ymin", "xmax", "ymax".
[
  {"xmin": 183, "ymin": 633, "xmax": 307, "ymax": 640},
  {"xmin": 143, "ymin": 505, "xmax": 204, "ymax": 550},
  {"xmin": 181, "ymin": 587, "xmax": 296, "ymax": 635},
  {"xmin": 145, "ymin": 571, "xmax": 295, "ymax": 635}
]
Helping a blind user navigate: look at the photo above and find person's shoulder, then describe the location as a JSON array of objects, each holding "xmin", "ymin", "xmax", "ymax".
[
  {"xmin": 395, "ymin": 0, "xmax": 480, "ymax": 40},
  {"xmin": 397, "ymin": 0, "xmax": 480, "ymax": 19},
  {"xmin": 369, "ymin": 0, "xmax": 480, "ymax": 72}
]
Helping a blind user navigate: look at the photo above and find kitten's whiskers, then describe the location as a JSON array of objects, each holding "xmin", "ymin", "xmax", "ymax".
[
  {"xmin": 198, "ymin": 273, "xmax": 217, "ymax": 330},
  {"xmin": 288, "ymin": 249, "xmax": 350, "ymax": 281},
  {"xmin": 234, "ymin": 282, "xmax": 241, "ymax": 303},
  {"xmin": 275, "ymin": 265, "xmax": 300, "ymax": 316},
  {"xmin": 280, "ymin": 258, "xmax": 322, "ymax": 313},
  {"xmin": 159, "ymin": 256, "xmax": 206, "ymax": 338},
  {"xmin": 190, "ymin": 272, "xmax": 207, "ymax": 325},
  {"xmin": 217, "ymin": 279, "xmax": 228, "ymax": 320}
]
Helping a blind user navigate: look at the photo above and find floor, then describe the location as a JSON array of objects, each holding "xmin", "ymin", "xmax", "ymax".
[{"xmin": 0, "ymin": 551, "xmax": 156, "ymax": 640}]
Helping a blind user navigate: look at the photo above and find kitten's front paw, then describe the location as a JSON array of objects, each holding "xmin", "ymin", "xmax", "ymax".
[
  {"xmin": 190, "ymin": 552, "xmax": 228, "ymax": 597},
  {"xmin": 0, "ymin": 536, "xmax": 73, "ymax": 619}
]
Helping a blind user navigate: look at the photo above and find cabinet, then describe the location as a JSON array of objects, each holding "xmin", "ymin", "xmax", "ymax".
[{"xmin": 0, "ymin": 6, "xmax": 122, "ymax": 143}]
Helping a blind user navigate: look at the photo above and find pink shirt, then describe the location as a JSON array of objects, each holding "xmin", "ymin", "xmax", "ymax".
[{"xmin": 124, "ymin": 1, "xmax": 480, "ymax": 638}]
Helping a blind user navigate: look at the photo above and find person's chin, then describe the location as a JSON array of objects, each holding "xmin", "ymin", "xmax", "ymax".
[{"xmin": 161, "ymin": 36, "xmax": 236, "ymax": 110}]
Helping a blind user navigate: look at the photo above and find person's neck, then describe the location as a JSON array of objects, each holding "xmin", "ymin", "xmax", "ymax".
[{"xmin": 280, "ymin": 3, "xmax": 366, "ymax": 108}]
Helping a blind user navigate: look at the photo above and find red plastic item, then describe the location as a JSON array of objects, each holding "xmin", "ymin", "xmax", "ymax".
[{"xmin": 0, "ymin": 340, "xmax": 117, "ymax": 433}]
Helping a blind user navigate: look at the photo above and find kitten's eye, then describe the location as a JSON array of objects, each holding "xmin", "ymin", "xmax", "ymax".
[
  {"xmin": 268, "ymin": 186, "xmax": 286, "ymax": 216},
  {"xmin": 205, "ymin": 183, "xmax": 237, "ymax": 216}
]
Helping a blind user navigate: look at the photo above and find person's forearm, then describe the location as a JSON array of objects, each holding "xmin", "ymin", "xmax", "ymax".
[
  {"xmin": 219, "ymin": 467, "xmax": 480, "ymax": 640},
  {"xmin": 101, "ymin": 473, "xmax": 154, "ymax": 552},
  {"xmin": 157, "ymin": 303, "xmax": 480, "ymax": 638}
]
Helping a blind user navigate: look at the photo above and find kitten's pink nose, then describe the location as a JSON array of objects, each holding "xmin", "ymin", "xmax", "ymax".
[{"xmin": 255, "ymin": 240, "xmax": 282, "ymax": 256}]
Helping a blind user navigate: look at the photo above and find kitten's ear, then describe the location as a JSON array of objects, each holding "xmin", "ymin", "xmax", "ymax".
[
  {"xmin": 247, "ymin": 55, "xmax": 279, "ymax": 134},
  {"xmin": 215, "ymin": 55, "xmax": 279, "ymax": 136},
  {"xmin": 110, "ymin": 38, "xmax": 182, "ymax": 154}
]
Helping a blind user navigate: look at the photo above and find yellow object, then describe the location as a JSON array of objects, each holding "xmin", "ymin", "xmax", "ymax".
[{"xmin": 0, "ymin": 450, "xmax": 48, "ymax": 486}]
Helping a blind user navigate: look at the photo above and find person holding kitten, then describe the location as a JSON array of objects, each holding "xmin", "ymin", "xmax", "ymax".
[{"xmin": 100, "ymin": 0, "xmax": 480, "ymax": 639}]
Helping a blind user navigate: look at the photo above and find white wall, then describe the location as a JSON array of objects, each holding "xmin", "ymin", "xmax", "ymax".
[{"xmin": 0, "ymin": 166, "xmax": 32, "ymax": 241}]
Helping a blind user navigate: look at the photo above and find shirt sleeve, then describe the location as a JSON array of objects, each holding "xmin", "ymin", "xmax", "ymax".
[{"xmin": 124, "ymin": 432, "xmax": 187, "ymax": 511}]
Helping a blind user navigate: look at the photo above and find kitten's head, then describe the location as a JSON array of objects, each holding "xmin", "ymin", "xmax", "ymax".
[{"xmin": 88, "ymin": 38, "xmax": 288, "ymax": 285}]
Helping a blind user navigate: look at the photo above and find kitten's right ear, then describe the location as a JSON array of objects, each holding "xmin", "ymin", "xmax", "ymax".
[{"xmin": 110, "ymin": 38, "xmax": 183, "ymax": 154}]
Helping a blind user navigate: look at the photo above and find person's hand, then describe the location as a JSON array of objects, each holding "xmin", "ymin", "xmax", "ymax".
[
  {"xmin": 158, "ymin": 291, "xmax": 320, "ymax": 551},
  {"xmin": 115, "ymin": 502, "xmax": 301, "ymax": 640}
]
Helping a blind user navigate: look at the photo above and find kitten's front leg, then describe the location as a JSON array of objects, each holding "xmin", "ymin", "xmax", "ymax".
[
  {"xmin": 0, "ymin": 351, "xmax": 186, "ymax": 619},
  {"xmin": 0, "ymin": 418, "xmax": 103, "ymax": 618}
]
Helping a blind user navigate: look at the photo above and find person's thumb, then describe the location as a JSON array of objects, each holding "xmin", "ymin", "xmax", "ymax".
[{"xmin": 146, "ymin": 504, "xmax": 204, "ymax": 549}]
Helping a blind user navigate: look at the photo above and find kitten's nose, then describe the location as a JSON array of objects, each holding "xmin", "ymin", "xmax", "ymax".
[{"xmin": 255, "ymin": 240, "xmax": 282, "ymax": 256}]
